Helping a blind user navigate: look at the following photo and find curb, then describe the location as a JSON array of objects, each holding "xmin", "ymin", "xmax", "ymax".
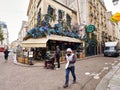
[
  {"xmin": 14, "ymin": 61, "xmax": 44, "ymax": 67},
  {"xmin": 95, "ymin": 62, "xmax": 120, "ymax": 90}
]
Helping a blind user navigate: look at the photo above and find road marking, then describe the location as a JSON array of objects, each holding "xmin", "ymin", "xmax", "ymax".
[
  {"xmin": 90, "ymin": 72, "xmax": 97, "ymax": 76},
  {"xmin": 84, "ymin": 61, "xmax": 120, "ymax": 80},
  {"xmin": 85, "ymin": 72, "xmax": 90, "ymax": 75},
  {"xmin": 94, "ymin": 74, "xmax": 100, "ymax": 79},
  {"xmin": 103, "ymin": 67, "xmax": 109, "ymax": 70},
  {"xmin": 85, "ymin": 72, "xmax": 100, "ymax": 79},
  {"xmin": 85, "ymin": 61, "xmax": 120, "ymax": 81}
]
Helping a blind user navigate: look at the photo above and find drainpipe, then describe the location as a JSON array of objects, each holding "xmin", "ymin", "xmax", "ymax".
[{"xmin": 77, "ymin": 0, "xmax": 81, "ymax": 25}]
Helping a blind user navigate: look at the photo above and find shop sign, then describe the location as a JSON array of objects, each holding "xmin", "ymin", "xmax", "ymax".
[
  {"xmin": 29, "ymin": 51, "xmax": 33, "ymax": 57},
  {"xmin": 86, "ymin": 25, "xmax": 95, "ymax": 33},
  {"xmin": 24, "ymin": 51, "xmax": 28, "ymax": 57}
]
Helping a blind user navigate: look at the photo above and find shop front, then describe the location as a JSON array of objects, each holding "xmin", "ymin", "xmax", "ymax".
[{"xmin": 18, "ymin": 35, "xmax": 84, "ymax": 64}]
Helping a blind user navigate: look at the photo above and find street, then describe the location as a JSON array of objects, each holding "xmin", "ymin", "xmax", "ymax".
[{"xmin": 0, "ymin": 52, "xmax": 120, "ymax": 90}]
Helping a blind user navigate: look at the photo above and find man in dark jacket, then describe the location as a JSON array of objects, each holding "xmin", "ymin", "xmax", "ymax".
[
  {"xmin": 55, "ymin": 45, "xmax": 61, "ymax": 70},
  {"xmin": 4, "ymin": 49, "xmax": 9, "ymax": 62}
]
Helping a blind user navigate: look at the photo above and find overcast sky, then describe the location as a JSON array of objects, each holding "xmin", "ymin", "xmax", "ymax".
[
  {"xmin": 0, "ymin": 0, "xmax": 120, "ymax": 44},
  {"xmin": 104, "ymin": 0, "xmax": 120, "ymax": 14},
  {"xmin": 0, "ymin": 0, "xmax": 29, "ymax": 43}
]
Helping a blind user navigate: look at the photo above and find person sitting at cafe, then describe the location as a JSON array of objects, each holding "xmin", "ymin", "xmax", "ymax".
[{"xmin": 44, "ymin": 51, "xmax": 55, "ymax": 69}]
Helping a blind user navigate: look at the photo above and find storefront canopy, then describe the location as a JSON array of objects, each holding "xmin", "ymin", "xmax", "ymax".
[
  {"xmin": 48, "ymin": 35, "xmax": 81, "ymax": 43},
  {"xmin": 22, "ymin": 37, "xmax": 48, "ymax": 48},
  {"xmin": 21, "ymin": 35, "xmax": 83, "ymax": 48}
]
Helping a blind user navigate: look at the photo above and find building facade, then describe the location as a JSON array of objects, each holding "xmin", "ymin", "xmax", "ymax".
[
  {"xmin": 22, "ymin": 0, "xmax": 85, "ymax": 60},
  {"xmin": 0, "ymin": 21, "xmax": 9, "ymax": 51},
  {"xmin": 26, "ymin": 0, "xmax": 120, "ymax": 57},
  {"xmin": 27, "ymin": 0, "xmax": 78, "ymax": 29},
  {"xmin": 18, "ymin": 21, "xmax": 28, "ymax": 46},
  {"xmin": 59, "ymin": 0, "xmax": 120, "ymax": 55},
  {"xmin": 61, "ymin": 0, "xmax": 107, "ymax": 55}
]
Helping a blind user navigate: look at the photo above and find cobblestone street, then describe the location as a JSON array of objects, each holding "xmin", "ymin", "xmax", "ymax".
[{"xmin": 0, "ymin": 52, "xmax": 120, "ymax": 90}]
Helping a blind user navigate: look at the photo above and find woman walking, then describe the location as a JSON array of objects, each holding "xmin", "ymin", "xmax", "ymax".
[{"xmin": 63, "ymin": 48, "xmax": 76, "ymax": 88}]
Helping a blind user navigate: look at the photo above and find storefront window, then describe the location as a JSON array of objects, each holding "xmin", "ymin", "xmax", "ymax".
[{"xmin": 47, "ymin": 40, "xmax": 81, "ymax": 51}]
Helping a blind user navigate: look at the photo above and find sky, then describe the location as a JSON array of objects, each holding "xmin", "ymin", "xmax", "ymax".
[
  {"xmin": 0, "ymin": 0, "xmax": 120, "ymax": 44},
  {"xmin": 0, "ymin": 0, "xmax": 29, "ymax": 43},
  {"xmin": 103, "ymin": 0, "xmax": 120, "ymax": 14}
]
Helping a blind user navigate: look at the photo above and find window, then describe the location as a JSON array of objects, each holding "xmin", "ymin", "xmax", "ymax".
[{"xmin": 66, "ymin": 14, "xmax": 72, "ymax": 27}]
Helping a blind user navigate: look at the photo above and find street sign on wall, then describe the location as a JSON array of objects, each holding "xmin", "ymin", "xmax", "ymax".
[{"xmin": 86, "ymin": 25, "xmax": 96, "ymax": 33}]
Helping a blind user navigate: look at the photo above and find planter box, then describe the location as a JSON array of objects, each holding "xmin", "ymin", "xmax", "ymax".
[
  {"xmin": 24, "ymin": 58, "xmax": 29, "ymax": 64},
  {"xmin": 17, "ymin": 57, "xmax": 24, "ymax": 63},
  {"xmin": 60, "ymin": 56, "xmax": 64, "ymax": 62},
  {"xmin": 80, "ymin": 53, "xmax": 85, "ymax": 58},
  {"xmin": 17, "ymin": 57, "xmax": 29, "ymax": 64}
]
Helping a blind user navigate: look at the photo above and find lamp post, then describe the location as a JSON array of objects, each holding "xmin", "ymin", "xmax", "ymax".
[{"xmin": 112, "ymin": 0, "xmax": 119, "ymax": 5}]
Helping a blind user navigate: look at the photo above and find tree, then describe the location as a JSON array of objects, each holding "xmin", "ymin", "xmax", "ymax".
[{"xmin": 0, "ymin": 26, "xmax": 4, "ymax": 42}]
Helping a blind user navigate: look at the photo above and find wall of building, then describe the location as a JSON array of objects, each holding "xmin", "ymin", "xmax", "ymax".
[
  {"xmin": 27, "ymin": 0, "xmax": 77, "ymax": 29},
  {"xmin": 0, "ymin": 21, "xmax": 9, "ymax": 47},
  {"xmin": 26, "ymin": 0, "xmax": 120, "ymax": 55},
  {"xmin": 18, "ymin": 21, "xmax": 28, "ymax": 46}
]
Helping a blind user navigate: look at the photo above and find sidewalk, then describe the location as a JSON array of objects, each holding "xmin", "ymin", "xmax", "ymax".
[
  {"xmin": 13, "ymin": 55, "xmax": 100, "ymax": 67},
  {"xmin": 96, "ymin": 59, "xmax": 120, "ymax": 90}
]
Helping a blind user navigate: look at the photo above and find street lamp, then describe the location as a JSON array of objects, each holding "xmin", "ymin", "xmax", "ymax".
[{"xmin": 112, "ymin": 0, "xmax": 119, "ymax": 5}]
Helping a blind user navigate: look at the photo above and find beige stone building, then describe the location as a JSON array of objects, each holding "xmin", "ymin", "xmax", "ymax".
[
  {"xmin": 0, "ymin": 21, "xmax": 9, "ymax": 51},
  {"xmin": 10, "ymin": 40, "xmax": 19, "ymax": 50},
  {"xmin": 22, "ymin": 0, "xmax": 85, "ymax": 60},
  {"xmin": 61, "ymin": 0, "xmax": 120, "ymax": 55},
  {"xmin": 27, "ymin": 0, "xmax": 77, "ymax": 29},
  {"xmin": 61, "ymin": 0, "xmax": 107, "ymax": 54},
  {"xmin": 18, "ymin": 21, "xmax": 28, "ymax": 46},
  {"xmin": 118, "ymin": 23, "xmax": 120, "ymax": 40},
  {"xmin": 26, "ymin": 0, "xmax": 120, "ymax": 56},
  {"xmin": 106, "ymin": 12, "xmax": 116, "ymax": 41}
]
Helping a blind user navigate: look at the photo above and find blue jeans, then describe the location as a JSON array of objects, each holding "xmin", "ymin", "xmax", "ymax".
[{"xmin": 65, "ymin": 66, "xmax": 76, "ymax": 85}]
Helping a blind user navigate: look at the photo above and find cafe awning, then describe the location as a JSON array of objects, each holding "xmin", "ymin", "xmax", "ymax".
[
  {"xmin": 22, "ymin": 37, "xmax": 48, "ymax": 48},
  {"xmin": 48, "ymin": 35, "xmax": 81, "ymax": 43},
  {"xmin": 21, "ymin": 35, "xmax": 83, "ymax": 48}
]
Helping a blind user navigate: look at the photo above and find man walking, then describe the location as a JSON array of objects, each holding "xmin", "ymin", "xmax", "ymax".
[
  {"xmin": 55, "ymin": 45, "xmax": 61, "ymax": 70},
  {"xmin": 63, "ymin": 48, "xmax": 76, "ymax": 88},
  {"xmin": 4, "ymin": 49, "xmax": 9, "ymax": 62}
]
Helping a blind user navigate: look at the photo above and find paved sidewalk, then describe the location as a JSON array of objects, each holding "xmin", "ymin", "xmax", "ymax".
[
  {"xmin": 96, "ymin": 59, "xmax": 120, "ymax": 90},
  {"xmin": 14, "ymin": 55, "xmax": 100, "ymax": 67}
]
